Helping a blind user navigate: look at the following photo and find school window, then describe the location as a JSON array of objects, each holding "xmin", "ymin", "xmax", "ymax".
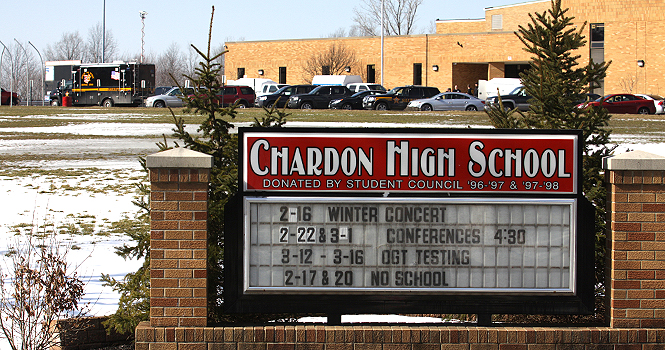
[
  {"xmin": 491, "ymin": 15, "xmax": 503, "ymax": 30},
  {"xmin": 279, "ymin": 67, "xmax": 287, "ymax": 84},
  {"xmin": 366, "ymin": 65, "xmax": 376, "ymax": 83},
  {"xmin": 322, "ymin": 66, "xmax": 331, "ymax": 75},
  {"xmin": 237, "ymin": 68, "xmax": 245, "ymax": 80},
  {"xmin": 413, "ymin": 63, "xmax": 422, "ymax": 86}
]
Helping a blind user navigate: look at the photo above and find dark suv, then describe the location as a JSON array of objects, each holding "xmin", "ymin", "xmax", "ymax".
[
  {"xmin": 362, "ymin": 86, "xmax": 440, "ymax": 110},
  {"xmin": 255, "ymin": 85, "xmax": 316, "ymax": 108},
  {"xmin": 215, "ymin": 86, "xmax": 255, "ymax": 108},
  {"xmin": 287, "ymin": 85, "xmax": 353, "ymax": 109}
]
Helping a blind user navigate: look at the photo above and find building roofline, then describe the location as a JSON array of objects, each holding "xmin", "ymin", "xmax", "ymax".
[{"xmin": 485, "ymin": 0, "xmax": 549, "ymax": 11}]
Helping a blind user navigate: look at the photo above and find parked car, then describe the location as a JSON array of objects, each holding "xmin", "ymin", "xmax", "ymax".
[
  {"xmin": 287, "ymin": 85, "xmax": 353, "ymax": 109},
  {"xmin": 484, "ymin": 86, "xmax": 532, "ymax": 111},
  {"xmin": 215, "ymin": 85, "xmax": 255, "ymax": 108},
  {"xmin": 255, "ymin": 85, "xmax": 316, "ymax": 108},
  {"xmin": 346, "ymin": 83, "xmax": 387, "ymax": 93},
  {"xmin": 329, "ymin": 90, "xmax": 384, "ymax": 110},
  {"xmin": 145, "ymin": 87, "xmax": 194, "ymax": 108},
  {"xmin": 152, "ymin": 86, "xmax": 174, "ymax": 96},
  {"xmin": 578, "ymin": 93, "xmax": 656, "ymax": 114},
  {"xmin": 256, "ymin": 83, "xmax": 288, "ymax": 97},
  {"xmin": 634, "ymin": 94, "xmax": 665, "ymax": 114},
  {"xmin": 407, "ymin": 92, "xmax": 485, "ymax": 111},
  {"xmin": 1, "ymin": 88, "xmax": 20, "ymax": 105},
  {"xmin": 362, "ymin": 86, "xmax": 440, "ymax": 110}
]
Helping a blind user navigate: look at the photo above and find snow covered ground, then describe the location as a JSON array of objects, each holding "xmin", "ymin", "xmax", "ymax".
[{"xmin": 0, "ymin": 111, "xmax": 664, "ymax": 349}]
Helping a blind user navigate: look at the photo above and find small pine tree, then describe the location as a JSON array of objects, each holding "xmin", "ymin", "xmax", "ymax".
[
  {"xmin": 102, "ymin": 6, "xmax": 290, "ymax": 332},
  {"xmin": 487, "ymin": 0, "xmax": 614, "ymax": 321}
]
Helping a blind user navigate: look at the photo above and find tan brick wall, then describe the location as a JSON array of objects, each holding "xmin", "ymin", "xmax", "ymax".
[
  {"xmin": 149, "ymin": 167, "xmax": 209, "ymax": 328},
  {"xmin": 225, "ymin": 0, "xmax": 665, "ymax": 95},
  {"xmin": 606, "ymin": 169, "xmax": 665, "ymax": 328}
]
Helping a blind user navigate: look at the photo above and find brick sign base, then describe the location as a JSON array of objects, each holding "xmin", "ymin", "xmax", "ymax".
[{"xmin": 138, "ymin": 149, "xmax": 665, "ymax": 349}]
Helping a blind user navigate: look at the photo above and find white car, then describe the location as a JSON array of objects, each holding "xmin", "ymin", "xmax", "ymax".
[
  {"xmin": 145, "ymin": 87, "xmax": 194, "ymax": 108},
  {"xmin": 634, "ymin": 94, "xmax": 665, "ymax": 114}
]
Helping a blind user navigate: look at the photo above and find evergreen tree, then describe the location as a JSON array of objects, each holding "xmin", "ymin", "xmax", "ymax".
[
  {"xmin": 487, "ymin": 0, "xmax": 614, "ymax": 319},
  {"xmin": 102, "ymin": 7, "xmax": 289, "ymax": 333}
]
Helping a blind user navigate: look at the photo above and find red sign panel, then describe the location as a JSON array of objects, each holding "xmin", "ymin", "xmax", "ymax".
[{"xmin": 242, "ymin": 130, "xmax": 579, "ymax": 194}]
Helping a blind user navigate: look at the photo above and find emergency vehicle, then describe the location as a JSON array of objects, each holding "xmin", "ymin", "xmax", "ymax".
[{"xmin": 50, "ymin": 62, "xmax": 155, "ymax": 107}]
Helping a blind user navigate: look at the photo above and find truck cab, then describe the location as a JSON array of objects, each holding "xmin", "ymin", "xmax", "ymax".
[{"xmin": 49, "ymin": 80, "xmax": 73, "ymax": 106}]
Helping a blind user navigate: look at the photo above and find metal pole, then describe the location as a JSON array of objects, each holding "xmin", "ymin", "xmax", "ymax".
[
  {"xmin": 28, "ymin": 41, "xmax": 45, "ymax": 106},
  {"xmin": 380, "ymin": 0, "xmax": 384, "ymax": 87},
  {"xmin": 140, "ymin": 11, "xmax": 148, "ymax": 63},
  {"xmin": 103, "ymin": 0, "xmax": 106, "ymax": 63},
  {"xmin": 0, "ymin": 41, "xmax": 15, "ymax": 107},
  {"xmin": 15, "ymin": 39, "xmax": 29, "ymax": 106}
]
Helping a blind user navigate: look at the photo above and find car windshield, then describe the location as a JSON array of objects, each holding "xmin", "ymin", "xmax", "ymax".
[
  {"xmin": 387, "ymin": 87, "xmax": 402, "ymax": 95},
  {"xmin": 274, "ymin": 86, "xmax": 292, "ymax": 94},
  {"xmin": 509, "ymin": 86, "xmax": 525, "ymax": 95},
  {"xmin": 647, "ymin": 94, "xmax": 663, "ymax": 100},
  {"xmin": 367, "ymin": 84, "xmax": 386, "ymax": 91}
]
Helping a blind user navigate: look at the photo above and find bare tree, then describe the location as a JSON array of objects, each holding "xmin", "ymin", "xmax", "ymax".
[
  {"xmin": 352, "ymin": 0, "xmax": 423, "ymax": 36},
  {"xmin": 1, "ymin": 41, "xmax": 40, "ymax": 103},
  {"xmin": 301, "ymin": 42, "xmax": 358, "ymax": 82},
  {"xmin": 86, "ymin": 22, "xmax": 118, "ymax": 63},
  {"xmin": 156, "ymin": 42, "xmax": 187, "ymax": 86},
  {"xmin": 44, "ymin": 32, "xmax": 85, "ymax": 61},
  {"xmin": 0, "ymin": 232, "xmax": 88, "ymax": 350},
  {"xmin": 326, "ymin": 27, "xmax": 349, "ymax": 38}
]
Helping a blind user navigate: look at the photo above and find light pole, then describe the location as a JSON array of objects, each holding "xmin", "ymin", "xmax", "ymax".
[
  {"xmin": 380, "ymin": 0, "xmax": 384, "ymax": 87},
  {"xmin": 15, "ymin": 39, "xmax": 30, "ymax": 105},
  {"xmin": 103, "ymin": 0, "xmax": 106, "ymax": 62},
  {"xmin": 140, "ymin": 11, "xmax": 148, "ymax": 63},
  {"xmin": 28, "ymin": 41, "xmax": 44, "ymax": 106},
  {"xmin": 0, "ymin": 40, "xmax": 15, "ymax": 106}
]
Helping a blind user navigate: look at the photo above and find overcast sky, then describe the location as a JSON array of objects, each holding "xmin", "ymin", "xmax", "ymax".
[{"xmin": 1, "ymin": 0, "xmax": 519, "ymax": 61}]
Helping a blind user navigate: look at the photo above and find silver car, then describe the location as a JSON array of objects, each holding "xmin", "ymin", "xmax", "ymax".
[
  {"xmin": 407, "ymin": 92, "xmax": 485, "ymax": 111},
  {"xmin": 145, "ymin": 87, "xmax": 193, "ymax": 108}
]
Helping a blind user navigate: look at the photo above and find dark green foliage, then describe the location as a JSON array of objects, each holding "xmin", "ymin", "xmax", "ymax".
[
  {"xmin": 101, "ymin": 157, "xmax": 152, "ymax": 334},
  {"xmin": 102, "ymin": 6, "xmax": 292, "ymax": 332},
  {"xmin": 486, "ymin": 0, "xmax": 614, "ymax": 315}
]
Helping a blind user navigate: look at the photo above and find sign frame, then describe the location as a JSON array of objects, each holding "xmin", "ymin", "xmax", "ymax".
[{"xmin": 224, "ymin": 127, "xmax": 595, "ymax": 315}]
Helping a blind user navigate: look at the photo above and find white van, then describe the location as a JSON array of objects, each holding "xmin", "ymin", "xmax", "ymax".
[
  {"xmin": 346, "ymin": 83, "xmax": 386, "ymax": 93},
  {"xmin": 311, "ymin": 75, "xmax": 363, "ymax": 86}
]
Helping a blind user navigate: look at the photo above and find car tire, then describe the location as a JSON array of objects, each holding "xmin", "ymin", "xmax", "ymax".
[
  {"xmin": 503, "ymin": 103, "xmax": 514, "ymax": 111},
  {"xmin": 266, "ymin": 101, "xmax": 275, "ymax": 108},
  {"xmin": 50, "ymin": 99, "xmax": 59, "ymax": 107},
  {"xmin": 375, "ymin": 102, "xmax": 388, "ymax": 111},
  {"xmin": 421, "ymin": 104, "xmax": 433, "ymax": 111},
  {"xmin": 301, "ymin": 102, "xmax": 313, "ymax": 109},
  {"xmin": 638, "ymin": 107, "xmax": 651, "ymax": 115},
  {"xmin": 237, "ymin": 101, "xmax": 248, "ymax": 108},
  {"xmin": 102, "ymin": 98, "xmax": 114, "ymax": 108},
  {"xmin": 466, "ymin": 105, "xmax": 478, "ymax": 111},
  {"xmin": 154, "ymin": 100, "xmax": 166, "ymax": 108},
  {"xmin": 342, "ymin": 103, "xmax": 353, "ymax": 110}
]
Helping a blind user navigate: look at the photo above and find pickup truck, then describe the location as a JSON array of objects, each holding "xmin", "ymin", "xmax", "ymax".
[{"xmin": 484, "ymin": 86, "xmax": 531, "ymax": 111}]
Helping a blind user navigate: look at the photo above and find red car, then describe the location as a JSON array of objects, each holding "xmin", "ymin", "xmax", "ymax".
[
  {"xmin": 578, "ymin": 93, "xmax": 655, "ymax": 114},
  {"xmin": 1, "ymin": 88, "xmax": 20, "ymax": 105}
]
